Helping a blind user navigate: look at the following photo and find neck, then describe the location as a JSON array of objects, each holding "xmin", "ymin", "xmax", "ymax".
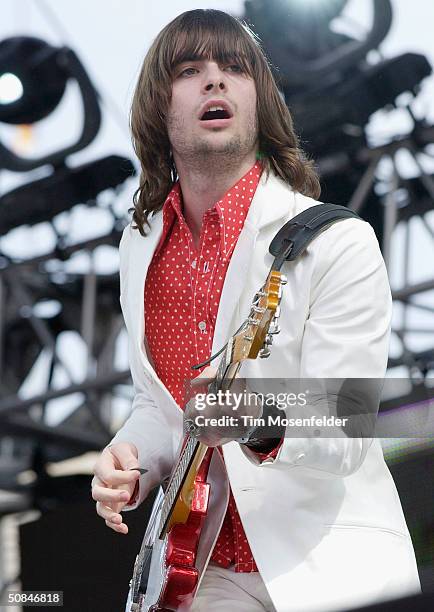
[{"xmin": 174, "ymin": 151, "xmax": 258, "ymax": 246}]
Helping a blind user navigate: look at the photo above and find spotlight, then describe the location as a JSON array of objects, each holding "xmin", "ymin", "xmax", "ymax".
[
  {"xmin": 0, "ymin": 36, "xmax": 101, "ymax": 172},
  {"xmin": 0, "ymin": 72, "xmax": 23, "ymax": 104},
  {"xmin": 0, "ymin": 36, "xmax": 68, "ymax": 124},
  {"xmin": 0, "ymin": 35, "xmax": 135, "ymax": 235}
]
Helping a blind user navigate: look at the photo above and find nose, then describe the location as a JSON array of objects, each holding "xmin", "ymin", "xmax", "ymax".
[
  {"xmin": 203, "ymin": 64, "xmax": 227, "ymax": 93},
  {"xmin": 205, "ymin": 80, "xmax": 225, "ymax": 92}
]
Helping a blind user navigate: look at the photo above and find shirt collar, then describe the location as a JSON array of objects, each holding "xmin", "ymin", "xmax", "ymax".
[
  {"xmin": 154, "ymin": 160, "xmax": 263, "ymax": 257},
  {"xmin": 212, "ymin": 160, "xmax": 262, "ymax": 256},
  {"xmin": 153, "ymin": 182, "xmax": 183, "ymax": 258}
]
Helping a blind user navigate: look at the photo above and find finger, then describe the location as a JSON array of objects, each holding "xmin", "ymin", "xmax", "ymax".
[
  {"xmin": 95, "ymin": 466, "xmax": 141, "ymax": 488},
  {"xmin": 92, "ymin": 484, "xmax": 132, "ymax": 504},
  {"xmin": 96, "ymin": 501, "xmax": 122, "ymax": 521},
  {"xmin": 190, "ymin": 378, "xmax": 212, "ymax": 389},
  {"xmin": 191, "ymin": 366, "xmax": 217, "ymax": 384},
  {"xmin": 95, "ymin": 444, "xmax": 140, "ymax": 483},
  {"xmin": 105, "ymin": 518, "xmax": 128, "ymax": 534},
  {"xmin": 97, "ymin": 503, "xmax": 129, "ymax": 534}
]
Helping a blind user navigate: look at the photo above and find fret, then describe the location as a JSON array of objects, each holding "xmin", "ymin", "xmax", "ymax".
[
  {"xmin": 210, "ymin": 336, "xmax": 235, "ymax": 394},
  {"xmin": 158, "ymin": 433, "xmax": 201, "ymax": 535}
]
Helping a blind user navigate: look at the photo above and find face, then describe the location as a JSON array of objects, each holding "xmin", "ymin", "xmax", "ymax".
[{"xmin": 167, "ymin": 56, "xmax": 258, "ymax": 168}]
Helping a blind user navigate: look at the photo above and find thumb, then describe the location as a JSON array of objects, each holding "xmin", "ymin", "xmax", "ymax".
[{"xmin": 109, "ymin": 442, "xmax": 140, "ymax": 472}]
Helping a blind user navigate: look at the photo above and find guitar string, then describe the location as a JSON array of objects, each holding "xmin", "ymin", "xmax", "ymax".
[{"xmin": 159, "ymin": 436, "xmax": 197, "ymax": 529}]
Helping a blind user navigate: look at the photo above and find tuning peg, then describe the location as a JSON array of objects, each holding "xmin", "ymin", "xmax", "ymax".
[
  {"xmin": 280, "ymin": 274, "xmax": 288, "ymax": 285},
  {"xmin": 252, "ymin": 290, "xmax": 266, "ymax": 305},
  {"xmin": 247, "ymin": 317, "xmax": 260, "ymax": 326},
  {"xmin": 259, "ymin": 347, "xmax": 271, "ymax": 358},
  {"xmin": 265, "ymin": 335, "xmax": 273, "ymax": 345}
]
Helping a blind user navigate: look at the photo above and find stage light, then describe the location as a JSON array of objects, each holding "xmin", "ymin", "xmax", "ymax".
[
  {"xmin": 0, "ymin": 35, "xmax": 103, "ymax": 173},
  {"xmin": 0, "ymin": 36, "xmax": 68, "ymax": 124},
  {"xmin": 0, "ymin": 72, "xmax": 23, "ymax": 104}
]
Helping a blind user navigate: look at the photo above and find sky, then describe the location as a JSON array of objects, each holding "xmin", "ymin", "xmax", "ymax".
[
  {"xmin": 0, "ymin": 0, "xmax": 433, "ymax": 421},
  {"xmin": 0, "ymin": 0, "xmax": 433, "ymax": 169}
]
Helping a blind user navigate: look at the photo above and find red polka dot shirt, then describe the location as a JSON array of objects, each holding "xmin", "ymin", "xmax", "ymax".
[{"xmin": 143, "ymin": 160, "xmax": 280, "ymax": 572}]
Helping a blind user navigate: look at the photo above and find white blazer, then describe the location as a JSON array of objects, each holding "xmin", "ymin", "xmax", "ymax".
[{"xmin": 110, "ymin": 170, "xmax": 421, "ymax": 612}]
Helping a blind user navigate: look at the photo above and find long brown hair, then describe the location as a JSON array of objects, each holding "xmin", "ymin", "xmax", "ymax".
[{"xmin": 130, "ymin": 9, "xmax": 320, "ymax": 235}]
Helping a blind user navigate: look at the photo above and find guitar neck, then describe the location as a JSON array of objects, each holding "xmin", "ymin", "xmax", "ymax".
[
  {"xmin": 158, "ymin": 434, "xmax": 200, "ymax": 538},
  {"xmin": 157, "ymin": 339, "xmax": 244, "ymax": 538},
  {"xmin": 209, "ymin": 336, "xmax": 242, "ymax": 394}
]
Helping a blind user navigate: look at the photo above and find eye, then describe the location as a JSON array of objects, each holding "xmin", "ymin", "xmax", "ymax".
[
  {"xmin": 179, "ymin": 67, "xmax": 198, "ymax": 77},
  {"xmin": 226, "ymin": 64, "xmax": 243, "ymax": 73}
]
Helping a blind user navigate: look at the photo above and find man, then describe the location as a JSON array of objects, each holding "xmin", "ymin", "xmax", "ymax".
[{"xmin": 91, "ymin": 9, "xmax": 421, "ymax": 612}]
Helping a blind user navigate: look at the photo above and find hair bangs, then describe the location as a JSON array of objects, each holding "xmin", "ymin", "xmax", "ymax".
[{"xmin": 165, "ymin": 14, "xmax": 258, "ymax": 78}]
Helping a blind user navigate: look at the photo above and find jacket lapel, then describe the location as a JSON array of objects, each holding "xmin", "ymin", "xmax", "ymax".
[
  {"xmin": 126, "ymin": 213, "xmax": 164, "ymax": 377},
  {"xmin": 210, "ymin": 171, "xmax": 296, "ymax": 361},
  {"xmin": 126, "ymin": 171, "xmax": 296, "ymax": 383}
]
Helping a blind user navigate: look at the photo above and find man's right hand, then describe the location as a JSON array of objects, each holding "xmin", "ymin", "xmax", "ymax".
[{"xmin": 91, "ymin": 442, "xmax": 142, "ymax": 535}]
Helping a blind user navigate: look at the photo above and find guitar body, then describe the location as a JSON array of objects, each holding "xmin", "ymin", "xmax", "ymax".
[
  {"xmin": 142, "ymin": 482, "xmax": 210, "ymax": 611},
  {"xmin": 129, "ymin": 447, "xmax": 222, "ymax": 612}
]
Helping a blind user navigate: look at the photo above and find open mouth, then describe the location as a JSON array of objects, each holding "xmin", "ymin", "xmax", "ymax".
[{"xmin": 200, "ymin": 108, "xmax": 232, "ymax": 121}]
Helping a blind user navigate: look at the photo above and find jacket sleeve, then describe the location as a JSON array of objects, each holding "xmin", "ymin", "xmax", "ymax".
[
  {"xmin": 241, "ymin": 217, "xmax": 392, "ymax": 477},
  {"xmin": 107, "ymin": 225, "xmax": 175, "ymax": 510}
]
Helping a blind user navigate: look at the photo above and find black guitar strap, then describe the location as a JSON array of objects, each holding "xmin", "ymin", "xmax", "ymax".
[
  {"xmin": 192, "ymin": 203, "xmax": 362, "ymax": 370},
  {"xmin": 269, "ymin": 203, "xmax": 362, "ymax": 271}
]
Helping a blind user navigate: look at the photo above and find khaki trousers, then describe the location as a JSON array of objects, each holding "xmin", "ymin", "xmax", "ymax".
[
  {"xmin": 190, "ymin": 562, "xmax": 277, "ymax": 611},
  {"xmin": 125, "ymin": 562, "xmax": 277, "ymax": 611}
]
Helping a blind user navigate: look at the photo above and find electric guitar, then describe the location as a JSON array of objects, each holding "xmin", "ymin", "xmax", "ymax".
[{"xmin": 128, "ymin": 268, "xmax": 286, "ymax": 612}]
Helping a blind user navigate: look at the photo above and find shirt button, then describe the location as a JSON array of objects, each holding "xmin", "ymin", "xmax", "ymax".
[
  {"xmin": 191, "ymin": 259, "xmax": 197, "ymax": 269},
  {"xmin": 198, "ymin": 321, "xmax": 207, "ymax": 331}
]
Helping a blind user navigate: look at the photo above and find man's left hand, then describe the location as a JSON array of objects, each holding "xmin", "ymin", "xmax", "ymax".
[{"xmin": 184, "ymin": 366, "xmax": 262, "ymax": 446}]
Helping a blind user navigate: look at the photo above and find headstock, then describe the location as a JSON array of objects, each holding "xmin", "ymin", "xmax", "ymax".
[
  {"xmin": 231, "ymin": 269, "xmax": 287, "ymax": 362},
  {"xmin": 203, "ymin": 269, "xmax": 287, "ymax": 394}
]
